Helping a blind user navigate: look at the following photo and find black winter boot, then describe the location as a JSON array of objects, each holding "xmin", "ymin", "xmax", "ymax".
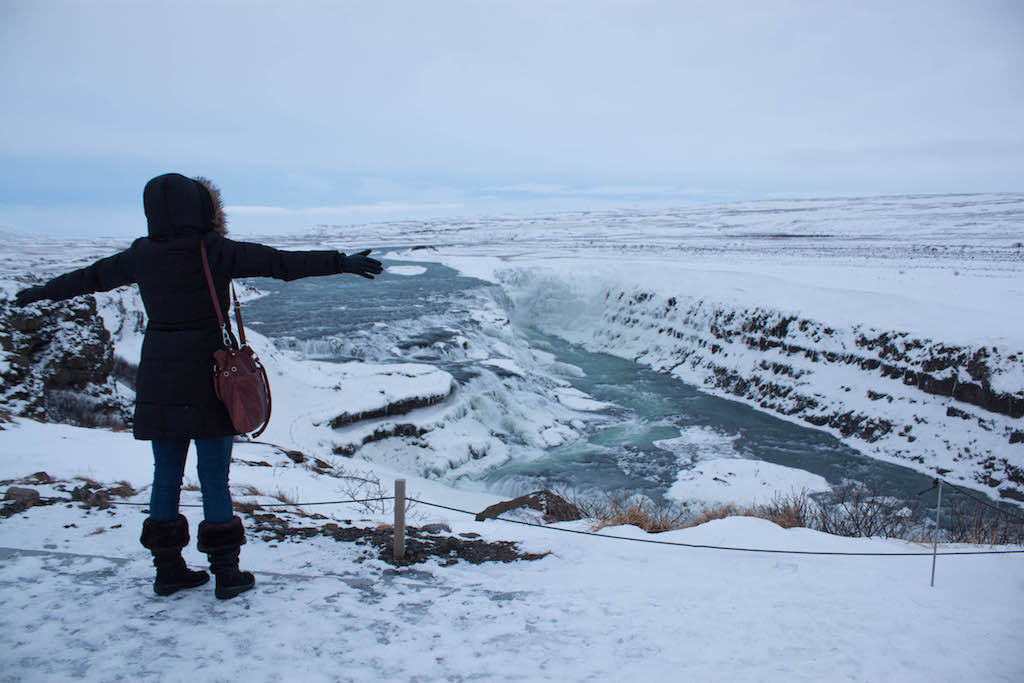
[
  {"xmin": 197, "ymin": 516, "xmax": 255, "ymax": 600},
  {"xmin": 140, "ymin": 515, "xmax": 210, "ymax": 596}
]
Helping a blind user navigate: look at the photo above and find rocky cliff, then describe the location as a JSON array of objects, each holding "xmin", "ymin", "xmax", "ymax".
[
  {"xmin": 549, "ymin": 285, "xmax": 1024, "ymax": 501},
  {"xmin": 0, "ymin": 293, "xmax": 131, "ymax": 428}
]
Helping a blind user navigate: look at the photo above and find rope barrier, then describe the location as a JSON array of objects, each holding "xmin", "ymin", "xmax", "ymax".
[
  {"xmin": 82, "ymin": 492, "xmax": 1024, "ymax": 557},
  {"xmin": 408, "ymin": 498, "xmax": 1024, "ymax": 557},
  {"xmin": 937, "ymin": 479, "xmax": 1024, "ymax": 525}
]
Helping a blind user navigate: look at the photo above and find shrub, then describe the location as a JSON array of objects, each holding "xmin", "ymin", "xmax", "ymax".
[
  {"xmin": 579, "ymin": 493, "xmax": 692, "ymax": 534},
  {"xmin": 44, "ymin": 389, "xmax": 127, "ymax": 428},
  {"xmin": 947, "ymin": 500, "xmax": 1024, "ymax": 545},
  {"xmin": 815, "ymin": 483, "xmax": 917, "ymax": 539},
  {"xmin": 688, "ymin": 502, "xmax": 758, "ymax": 526},
  {"xmin": 759, "ymin": 491, "xmax": 816, "ymax": 529},
  {"xmin": 112, "ymin": 357, "xmax": 138, "ymax": 389}
]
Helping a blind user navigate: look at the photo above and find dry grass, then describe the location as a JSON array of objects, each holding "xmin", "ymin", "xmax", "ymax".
[
  {"xmin": 575, "ymin": 486, "xmax": 941, "ymax": 543},
  {"xmin": 578, "ymin": 491, "xmax": 801, "ymax": 535},
  {"xmin": 575, "ymin": 484, "xmax": 1021, "ymax": 548},
  {"xmin": 947, "ymin": 500, "xmax": 1024, "ymax": 545},
  {"xmin": 235, "ymin": 483, "xmax": 263, "ymax": 497},
  {"xmin": 108, "ymin": 481, "xmax": 136, "ymax": 498},
  {"xmin": 270, "ymin": 488, "xmax": 299, "ymax": 506},
  {"xmin": 758, "ymin": 491, "xmax": 818, "ymax": 529},
  {"xmin": 233, "ymin": 500, "xmax": 264, "ymax": 514},
  {"xmin": 688, "ymin": 502, "xmax": 758, "ymax": 526},
  {"xmin": 579, "ymin": 493, "xmax": 692, "ymax": 534}
]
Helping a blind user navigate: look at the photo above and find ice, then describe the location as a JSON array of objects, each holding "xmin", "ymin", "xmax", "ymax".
[
  {"xmin": 385, "ymin": 265, "xmax": 428, "ymax": 276},
  {"xmin": 668, "ymin": 458, "xmax": 832, "ymax": 505},
  {"xmin": 481, "ymin": 357, "xmax": 525, "ymax": 377},
  {"xmin": 652, "ymin": 425, "xmax": 742, "ymax": 464}
]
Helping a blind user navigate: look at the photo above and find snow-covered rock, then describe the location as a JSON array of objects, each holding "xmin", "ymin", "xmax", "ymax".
[{"xmin": 0, "ymin": 290, "xmax": 130, "ymax": 427}]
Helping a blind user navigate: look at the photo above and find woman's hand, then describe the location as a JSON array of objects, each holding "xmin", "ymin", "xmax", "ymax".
[
  {"xmin": 14, "ymin": 286, "xmax": 46, "ymax": 307},
  {"xmin": 340, "ymin": 250, "xmax": 384, "ymax": 279}
]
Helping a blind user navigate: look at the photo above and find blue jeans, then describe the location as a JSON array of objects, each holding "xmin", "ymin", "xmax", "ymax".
[{"xmin": 150, "ymin": 437, "xmax": 235, "ymax": 523}]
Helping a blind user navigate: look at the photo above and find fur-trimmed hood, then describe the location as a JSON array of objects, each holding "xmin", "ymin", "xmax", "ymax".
[{"xmin": 143, "ymin": 173, "xmax": 228, "ymax": 240}]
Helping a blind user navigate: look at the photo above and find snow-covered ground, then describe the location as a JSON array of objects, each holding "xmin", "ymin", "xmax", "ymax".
[
  {"xmin": 2, "ymin": 420, "xmax": 1022, "ymax": 682},
  {"xmin": 1, "ymin": 193, "xmax": 1023, "ymax": 680}
]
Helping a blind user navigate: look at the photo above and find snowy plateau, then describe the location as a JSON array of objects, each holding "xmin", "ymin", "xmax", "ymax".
[{"xmin": 1, "ymin": 193, "xmax": 1022, "ymax": 681}]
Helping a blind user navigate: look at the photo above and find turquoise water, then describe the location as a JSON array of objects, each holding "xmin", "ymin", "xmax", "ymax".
[{"xmin": 244, "ymin": 259, "xmax": 945, "ymax": 507}]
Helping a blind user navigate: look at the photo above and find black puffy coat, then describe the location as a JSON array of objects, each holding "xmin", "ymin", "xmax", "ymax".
[{"xmin": 34, "ymin": 173, "xmax": 346, "ymax": 441}]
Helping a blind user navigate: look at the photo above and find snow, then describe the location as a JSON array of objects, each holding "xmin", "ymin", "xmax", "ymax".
[
  {"xmin": 1, "ymin": 194, "xmax": 1023, "ymax": 680},
  {"xmin": 668, "ymin": 458, "xmax": 832, "ymax": 506},
  {"xmin": 652, "ymin": 426, "xmax": 833, "ymax": 505},
  {"xmin": 653, "ymin": 425, "xmax": 742, "ymax": 462},
  {"xmin": 385, "ymin": 264, "xmax": 427, "ymax": 276},
  {"xmin": 1, "ymin": 418, "xmax": 1022, "ymax": 681},
  {"xmin": 552, "ymin": 386, "xmax": 613, "ymax": 412},
  {"xmin": 480, "ymin": 357, "xmax": 525, "ymax": 377}
]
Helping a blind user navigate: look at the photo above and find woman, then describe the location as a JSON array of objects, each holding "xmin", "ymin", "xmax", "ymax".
[{"xmin": 15, "ymin": 173, "xmax": 383, "ymax": 599}]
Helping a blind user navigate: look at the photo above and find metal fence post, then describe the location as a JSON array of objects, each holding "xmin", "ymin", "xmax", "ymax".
[
  {"xmin": 930, "ymin": 479, "xmax": 942, "ymax": 587},
  {"xmin": 394, "ymin": 479, "xmax": 406, "ymax": 562}
]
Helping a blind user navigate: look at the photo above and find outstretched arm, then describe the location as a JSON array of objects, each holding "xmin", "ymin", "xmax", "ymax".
[
  {"xmin": 15, "ymin": 250, "xmax": 135, "ymax": 306},
  {"xmin": 215, "ymin": 237, "xmax": 382, "ymax": 281}
]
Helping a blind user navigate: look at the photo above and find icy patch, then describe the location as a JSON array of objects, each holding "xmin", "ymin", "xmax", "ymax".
[
  {"xmin": 552, "ymin": 387, "xmax": 613, "ymax": 412},
  {"xmin": 481, "ymin": 358, "xmax": 526, "ymax": 377},
  {"xmin": 386, "ymin": 265, "xmax": 427, "ymax": 276},
  {"xmin": 653, "ymin": 426, "xmax": 741, "ymax": 464},
  {"xmin": 668, "ymin": 458, "xmax": 831, "ymax": 506}
]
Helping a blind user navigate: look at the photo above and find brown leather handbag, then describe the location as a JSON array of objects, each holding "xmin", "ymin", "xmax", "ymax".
[{"xmin": 200, "ymin": 241, "xmax": 272, "ymax": 437}]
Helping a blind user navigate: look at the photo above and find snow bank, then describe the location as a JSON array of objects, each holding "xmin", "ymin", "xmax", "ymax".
[{"xmin": 668, "ymin": 458, "xmax": 832, "ymax": 505}]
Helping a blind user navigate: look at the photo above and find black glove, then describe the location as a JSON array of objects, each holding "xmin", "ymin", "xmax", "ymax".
[
  {"xmin": 14, "ymin": 286, "xmax": 47, "ymax": 307},
  {"xmin": 340, "ymin": 250, "xmax": 383, "ymax": 279}
]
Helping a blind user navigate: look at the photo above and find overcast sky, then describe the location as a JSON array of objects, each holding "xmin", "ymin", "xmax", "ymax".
[{"xmin": 1, "ymin": 0, "xmax": 1022, "ymax": 237}]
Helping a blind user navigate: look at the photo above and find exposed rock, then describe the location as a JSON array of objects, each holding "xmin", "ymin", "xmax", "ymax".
[
  {"xmin": 246, "ymin": 513, "xmax": 547, "ymax": 567},
  {"xmin": 333, "ymin": 423, "xmax": 429, "ymax": 456},
  {"xmin": 1, "ymin": 486, "xmax": 65, "ymax": 518},
  {"xmin": 475, "ymin": 490, "xmax": 583, "ymax": 523},
  {"xmin": 328, "ymin": 386, "xmax": 455, "ymax": 429},
  {"xmin": 0, "ymin": 293, "xmax": 130, "ymax": 427},
  {"xmin": 70, "ymin": 485, "xmax": 112, "ymax": 510},
  {"xmin": 588, "ymin": 287, "xmax": 1024, "ymax": 498},
  {"xmin": 4, "ymin": 486, "xmax": 41, "ymax": 507}
]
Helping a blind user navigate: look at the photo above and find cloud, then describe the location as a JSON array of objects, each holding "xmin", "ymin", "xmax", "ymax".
[
  {"xmin": 0, "ymin": 0, "xmax": 1021, "ymax": 238},
  {"xmin": 284, "ymin": 173, "xmax": 334, "ymax": 194}
]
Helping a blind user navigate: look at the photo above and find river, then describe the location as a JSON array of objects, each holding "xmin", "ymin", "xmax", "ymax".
[{"xmin": 244, "ymin": 257, "xmax": 945, "ymax": 508}]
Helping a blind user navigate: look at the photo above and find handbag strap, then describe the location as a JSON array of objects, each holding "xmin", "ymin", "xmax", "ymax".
[
  {"xmin": 200, "ymin": 240, "xmax": 247, "ymax": 348},
  {"xmin": 231, "ymin": 284, "xmax": 247, "ymax": 346}
]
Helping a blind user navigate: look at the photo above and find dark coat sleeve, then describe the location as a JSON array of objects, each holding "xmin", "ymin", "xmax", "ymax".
[
  {"xmin": 213, "ymin": 236, "xmax": 343, "ymax": 281},
  {"xmin": 38, "ymin": 250, "xmax": 136, "ymax": 302}
]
